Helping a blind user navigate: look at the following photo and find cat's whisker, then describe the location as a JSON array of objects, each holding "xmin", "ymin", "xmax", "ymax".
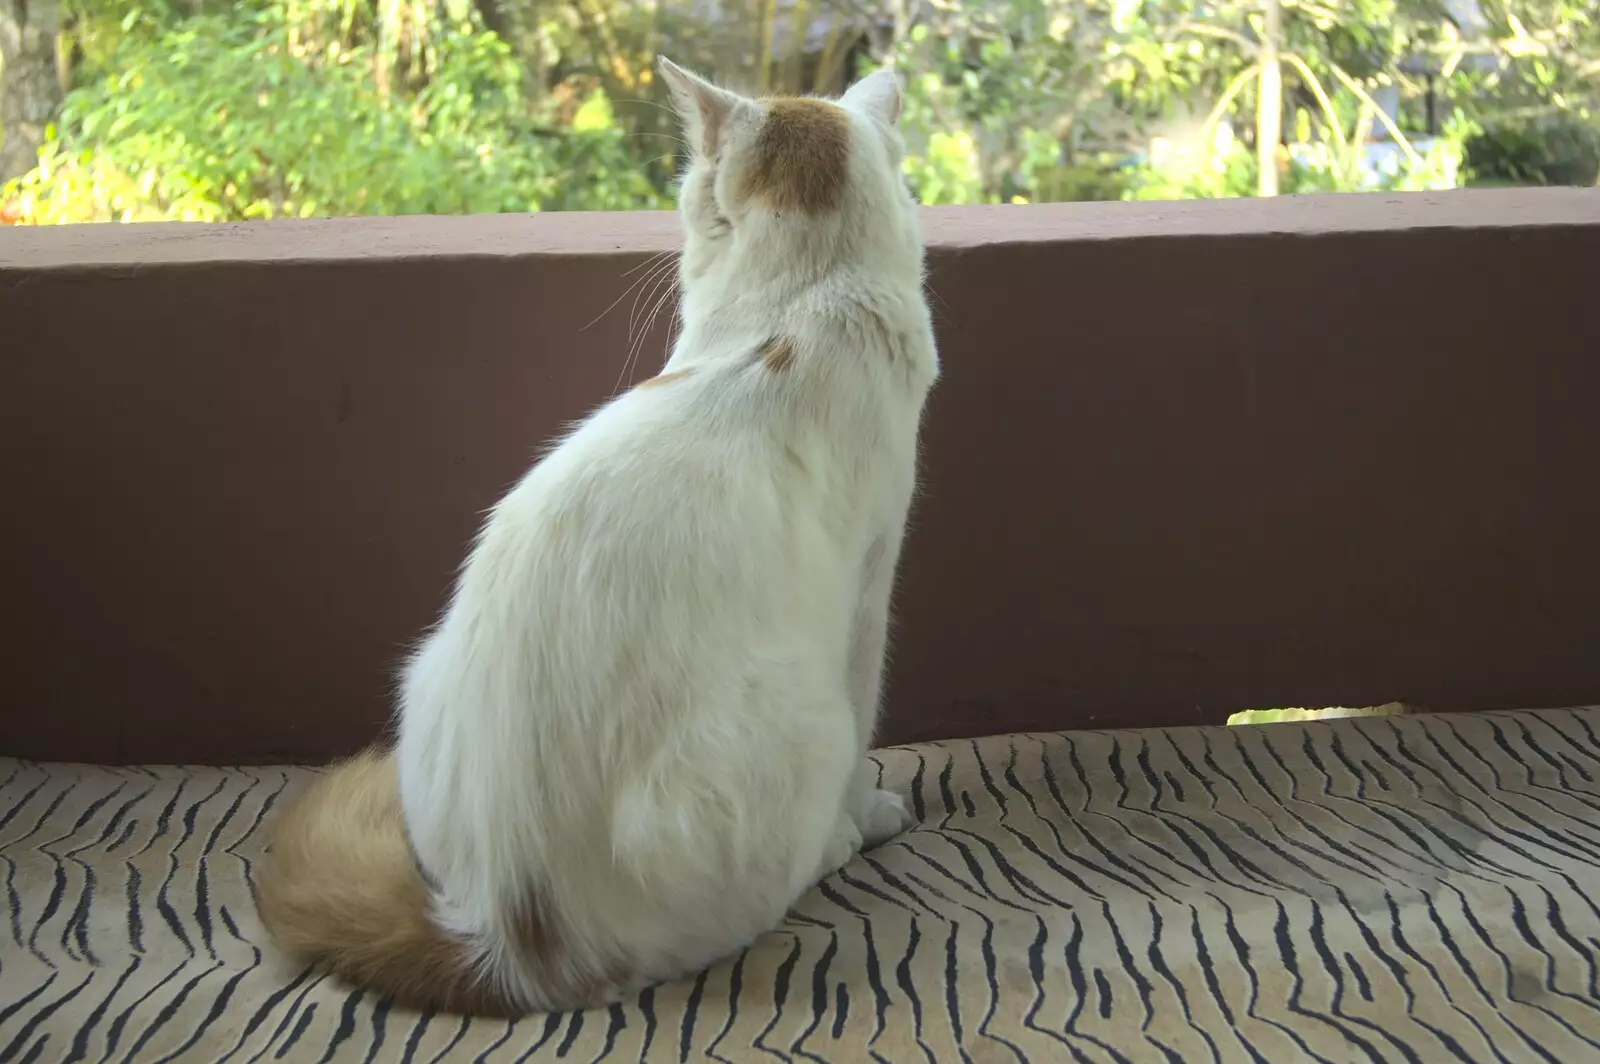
[
  {"xmin": 627, "ymin": 255, "xmax": 676, "ymax": 324},
  {"xmin": 617, "ymin": 263, "xmax": 680, "ymax": 393},
  {"xmin": 630, "ymin": 256, "xmax": 675, "ymax": 321},
  {"xmin": 624, "ymin": 248, "xmax": 677, "ymax": 278},
  {"xmin": 626, "ymin": 276, "xmax": 679, "ymax": 389},
  {"xmin": 626, "ymin": 132, "xmax": 694, "ymax": 153},
  {"xmin": 666, "ymin": 302, "xmax": 685, "ymax": 351},
  {"xmin": 626, "ymin": 257, "xmax": 680, "ymax": 352},
  {"xmin": 620, "ymin": 261, "xmax": 675, "ymax": 374},
  {"xmin": 633, "ymin": 273, "xmax": 681, "ymax": 381},
  {"xmin": 580, "ymin": 251, "xmax": 676, "ymax": 334},
  {"xmin": 614, "ymin": 98, "xmax": 681, "ymax": 117},
  {"xmin": 923, "ymin": 281, "xmax": 953, "ymax": 326}
]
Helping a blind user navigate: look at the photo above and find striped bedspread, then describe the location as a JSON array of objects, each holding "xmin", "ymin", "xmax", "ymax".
[{"xmin": 4, "ymin": 707, "xmax": 1600, "ymax": 1062}]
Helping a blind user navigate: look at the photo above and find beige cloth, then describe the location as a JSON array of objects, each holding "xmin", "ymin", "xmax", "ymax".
[{"xmin": 4, "ymin": 708, "xmax": 1600, "ymax": 1062}]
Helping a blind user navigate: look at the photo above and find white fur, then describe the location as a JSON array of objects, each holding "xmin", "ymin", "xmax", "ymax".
[{"xmin": 395, "ymin": 60, "xmax": 938, "ymax": 1010}]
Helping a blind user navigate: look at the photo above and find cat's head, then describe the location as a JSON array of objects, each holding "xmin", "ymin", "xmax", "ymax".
[{"xmin": 657, "ymin": 57, "xmax": 919, "ymax": 284}]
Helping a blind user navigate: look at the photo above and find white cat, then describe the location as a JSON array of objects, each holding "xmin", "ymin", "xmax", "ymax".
[{"xmin": 256, "ymin": 57, "xmax": 939, "ymax": 1015}]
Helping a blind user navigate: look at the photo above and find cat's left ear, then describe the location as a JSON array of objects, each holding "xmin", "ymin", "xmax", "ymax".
[
  {"xmin": 841, "ymin": 69, "xmax": 902, "ymax": 126},
  {"xmin": 658, "ymin": 56, "xmax": 743, "ymax": 156}
]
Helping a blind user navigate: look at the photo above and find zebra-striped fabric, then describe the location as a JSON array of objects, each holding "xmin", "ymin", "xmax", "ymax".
[{"xmin": 5, "ymin": 708, "xmax": 1600, "ymax": 1063}]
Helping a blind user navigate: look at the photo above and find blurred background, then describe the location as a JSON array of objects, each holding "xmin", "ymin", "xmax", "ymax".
[{"xmin": 0, "ymin": 0, "xmax": 1595, "ymax": 224}]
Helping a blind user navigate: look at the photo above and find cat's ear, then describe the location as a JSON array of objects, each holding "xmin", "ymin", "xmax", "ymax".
[
  {"xmin": 841, "ymin": 69, "xmax": 902, "ymax": 126},
  {"xmin": 658, "ymin": 57, "xmax": 742, "ymax": 156}
]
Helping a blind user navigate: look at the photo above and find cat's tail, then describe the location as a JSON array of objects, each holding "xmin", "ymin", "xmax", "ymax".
[{"xmin": 255, "ymin": 747, "xmax": 520, "ymax": 1015}]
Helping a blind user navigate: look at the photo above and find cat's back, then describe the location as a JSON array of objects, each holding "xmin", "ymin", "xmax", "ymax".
[
  {"xmin": 456, "ymin": 359, "xmax": 852, "ymax": 664},
  {"xmin": 496, "ymin": 366, "xmax": 800, "ymax": 539}
]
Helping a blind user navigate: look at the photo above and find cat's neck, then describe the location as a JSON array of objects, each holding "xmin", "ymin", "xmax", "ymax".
[
  {"xmin": 676, "ymin": 228, "xmax": 918, "ymax": 355},
  {"xmin": 669, "ymin": 260, "xmax": 912, "ymax": 370}
]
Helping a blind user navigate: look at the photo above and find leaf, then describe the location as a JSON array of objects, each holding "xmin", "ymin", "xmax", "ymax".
[{"xmin": 1111, "ymin": 0, "xmax": 1144, "ymax": 33}]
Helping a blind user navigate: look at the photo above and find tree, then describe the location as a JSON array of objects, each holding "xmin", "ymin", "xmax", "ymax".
[
  {"xmin": 1430, "ymin": 0, "xmax": 1600, "ymax": 184},
  {"xmin": 2, "ymin": 0, "xmax": 1596, "ymax": 219},
  {"xmin": 3, "ymin": 2, "xmax": 668, "ymax": 222},
  {"xmin": 881, "ymin": 0, "xmax": 1475, "ymax": 203},
  {"xmin": 1257, "ymin": 0, "xmax": 1283, "ymax": 195},
  {"xmin": 0, "ymin": 0, "xmax": 64, "ymax": 181},
  {"xmin": 1150, "ymin": 0, "xmax": 1444, "ymax": 196}
]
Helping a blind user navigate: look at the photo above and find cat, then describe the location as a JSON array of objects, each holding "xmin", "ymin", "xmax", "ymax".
[{"xmin": 256, "ymin": 57, "xmax": 939, "ymax": 1015}]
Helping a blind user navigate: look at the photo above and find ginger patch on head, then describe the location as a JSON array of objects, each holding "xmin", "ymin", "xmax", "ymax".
[{"xmin": 745, "ymin": 99, "xmax": 851, "ymax": 213}]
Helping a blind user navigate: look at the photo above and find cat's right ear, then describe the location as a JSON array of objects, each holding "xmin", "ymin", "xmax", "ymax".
[
  {"xmin": 658, "ymin": 56, "xmax": 741, "ymax": 157},
  {"xmin": 842, "ymin": 69, "xmax": 902, "ymax": 126}
]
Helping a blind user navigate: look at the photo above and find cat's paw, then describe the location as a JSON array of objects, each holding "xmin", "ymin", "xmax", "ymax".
[
  {"xmin": 820, "ymin": 815, "xmax": 864, "ymax": 877},
  {"xmin": 857, "ymin": 787, "xmax": 915, "ymax": 849}
]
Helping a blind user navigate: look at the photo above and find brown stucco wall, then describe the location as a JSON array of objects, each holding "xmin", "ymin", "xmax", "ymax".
[{"xmin": 3, "ymin": 190, "xmax": 1599, "ymax": 764}]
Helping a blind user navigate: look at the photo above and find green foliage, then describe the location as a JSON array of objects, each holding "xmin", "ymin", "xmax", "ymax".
[
  {"xmin": 1464, "ymin": 113, "xmax": 1600, "ymax": 185},
  {"xmin": 1029, "ymin": 158, "xmax": 1133, "ymax": 204},
  {"xmin": 886, "ymin": 0, "xmax": 1558, "ymax": 204},
  {"xmin": 5, "ymin": 3, "xmax": 665, "ymax": 223},
  {"xmin": 2, "ymin": 0, "xmax": 1596, "ymax": 224},
  {"xmin": 901, "ymin": 128, "xmax": 984, "ymax": 205},
  {"xmin": 1123, "ymin": 109, "xmax": 1468, "ymax": 200},
  {"xmin": 1125, "ymin": 127, "xmax": 1260, "ymax": 200}
]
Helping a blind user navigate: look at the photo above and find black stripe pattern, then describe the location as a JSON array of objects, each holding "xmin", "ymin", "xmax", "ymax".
[{"xmin": 4, "ymin": 708, "xmax": 1600, "ymax": 1061}]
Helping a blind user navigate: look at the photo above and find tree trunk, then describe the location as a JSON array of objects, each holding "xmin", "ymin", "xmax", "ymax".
[
  {"xmin": 1256, "ymin": 0, "xmax": 1282, "ymax": 197},
  {"xmin": 0, "ymin": 0, "xmax": 63, "ymax": 182},
  {"xmin": 472, "ymin": 0, "xmax": 509, "ymax": 41}
]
